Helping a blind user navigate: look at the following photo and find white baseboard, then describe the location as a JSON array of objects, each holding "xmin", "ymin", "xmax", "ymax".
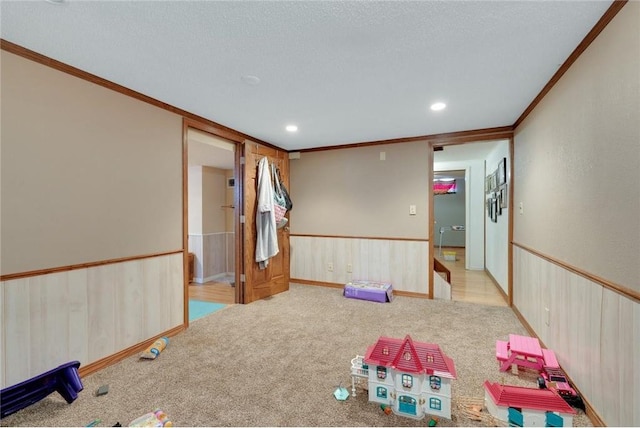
[{"xmin": 193, "ymin": 272, "xmax": 234, "ymax": 284}]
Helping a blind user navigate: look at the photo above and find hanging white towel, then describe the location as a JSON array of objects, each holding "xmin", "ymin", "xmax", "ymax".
[{"xmin": 255, "ymin": 157, "xmax": 279, "ymax": 269}]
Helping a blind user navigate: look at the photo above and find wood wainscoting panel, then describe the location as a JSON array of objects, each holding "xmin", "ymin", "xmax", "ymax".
[
  {"xmin": 0, "ymin": 276, "xmax": 4, "ymax": 388},
  {"xmin": 1, "ymin": 253, "xmax": 184, "ymax": 389},
  {"xmin": 116, "ymin": 261, "xmax": 145, "ymax": 352},
  {"xmin": 433, "ymin": 271, "xmax": 452, "ymax": 300},
  {"xmin": 600, "ymin": 287, "xmax": 638, "ymax": 426},
  {"xmin": 3, "ymin": 278, "xmax": 31, "ymax": 387},
  {"xmin": 87, "ymin": 264, "xmax": 117, "ymax": 363},
  {"xmin": 67, "ymin": 269, "xmax": 90, "ymax": 369},
  {"xmin": 202, "ymin": 233, "xmax": 227, "ymax": 281},
  {"xmin": 513, "ymin": 246, "xmax": 639, "ymax": 427},
  {"xmin": 142, "ymin": 256, "xmax": 163, "ymax": 339},
  {"xmin": 188, "ymin": 234, "xmax": 203, "ymax": 281},
  {"xmin": 290, "ymin": 236, "xmax": 428, "ymax": 293},
  {"xmin": 168, "ymin": 251, "xmax": 185, "ymax": 326}
]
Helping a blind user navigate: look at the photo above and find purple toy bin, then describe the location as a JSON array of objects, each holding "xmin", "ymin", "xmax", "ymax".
[
  {"xmin": 1, "ymin": 360, "xmax": 83, "ymax": 419},
  {"xmin": 343, "ymin": 280, "xmax": 394, "ymax": 303}
]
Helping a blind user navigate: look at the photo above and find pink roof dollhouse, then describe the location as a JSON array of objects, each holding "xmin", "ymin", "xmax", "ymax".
[
  {"xmin": 350, "ymin": 335, "xmax": 457, "ymax": 420},
  {"xmin": 483, "ymin": 381, "xmax": 576, "ymax": 427}
]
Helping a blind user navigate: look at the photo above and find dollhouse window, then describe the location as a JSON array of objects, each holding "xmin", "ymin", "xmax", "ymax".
[
  {"xmin": 382, "ymin": 347, "xmax": 389, "ymax": 355},
  {"xmin": 377, "ymin": 387, "xmax": 387, "ymax": 398},
  {"xmin": 403, "ymin": 351, "xmax": 411, "ymax": 361},
  {"xmin": 402, "ymin": 374, "xmax": 413, "ymax": 388},
  {"xmin": 429, "ymin": 397, "xmax": 441, "ymax": 410},
  {"xmin": 426, "ymin": 354, "xmax": 434, "ymax": 363},
  {"xmin": 430, "ymin": 375, "xmax": 441, "ymax": 390},
  {"xmin": 377, "ymin": 366, "xmax": 387, "ymax": 379}
]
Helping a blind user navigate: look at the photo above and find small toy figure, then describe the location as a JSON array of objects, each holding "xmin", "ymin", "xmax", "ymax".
[{"xmin": 333, "ymin": 384, "xmax": 349, "ymax": 401}]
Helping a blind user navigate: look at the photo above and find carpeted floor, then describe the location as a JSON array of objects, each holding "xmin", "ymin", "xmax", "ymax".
[
  {"xmin": 1, "ymin": 284, "xmax": 591, "ymax": 427},
  {"xmin": 188, "ymin": 300, "xmax": 226, "ymax": 322}
]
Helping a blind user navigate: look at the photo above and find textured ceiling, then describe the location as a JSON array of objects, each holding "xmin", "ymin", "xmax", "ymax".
[{"xmin": 1, "ymin": 1, "xmax": 613, "ymax": 151}]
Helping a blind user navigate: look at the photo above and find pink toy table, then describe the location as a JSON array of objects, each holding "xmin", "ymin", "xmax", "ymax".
[{"xmin": 499, "ymin": 334, "xmax": 545, "ymax": 372}]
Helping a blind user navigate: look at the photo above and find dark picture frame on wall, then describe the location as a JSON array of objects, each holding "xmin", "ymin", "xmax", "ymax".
[
  {"xmin": 499, "ymin": 184, "xmax": 508, "ymax": 209},
  {"xmin": 498, "ymin": 157, "xmax": 507, "ymax": 185},
  {"xmin": 491, "ymin": 198, "xmax": 498, "ymax": 222}
]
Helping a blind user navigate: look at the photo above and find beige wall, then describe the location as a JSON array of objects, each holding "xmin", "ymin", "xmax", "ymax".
[
  {"xmin": 188, "ymin": 166, "xmax": 203, "ymax": 235},
  {"xmin": 513, "ymin": 1, "xmax": 639, "ymax": 293},
  {"xmin": 290, "ymin": 141, "xmax": 430, "ymax": 238},
  {"xmin": 1, "ymin": 51, "xmax": 183, "ymax": 275},
  {"xmin": 202, "ymin": 166, "xmax": 227, "ymax": 234},
  {"xmin": 513, "ymin": 2, "xmax": 639, "ymax": 426}
]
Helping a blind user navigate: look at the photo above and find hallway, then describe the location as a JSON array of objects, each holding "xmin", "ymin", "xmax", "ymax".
[{"xmin": 436, "ymin": 247, "xmax": 508, "ymax": 306}]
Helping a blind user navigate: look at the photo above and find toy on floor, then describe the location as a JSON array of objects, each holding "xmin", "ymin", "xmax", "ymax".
[
  {"xmin": 495, "ymin": 334, "xmax": 546, "ymax": 373},
  {"xmin": 483, "ymin": 381, "xmax": 576, "ymax": 426},
  {"xmin": 380, "ymin": 404, "xmax": 392, "ymax": 415},
  {"xmin": 333, "ymin": 384, "xmax": 349, "ymax": 401},
  {"xmin": 540, "ymin": 366, "xmax": 585, "ymax": 410},
  {"xmin": 0, "ymin": 360, "xmax": 84, "ymax": 419},
  {"xmin": 96, "ymin": 384, "xmax": 109, "ymax": 396},
  {"xmin": 350, "ymin": 335, "xmax": 457, "ymax": 420},
  {"xmin": 140, "ymin": 337, "xmax": 169, "ymax": 359},
  {"xmin": 129, "ymin": 409, "xmax": 172, "ymax": 427},
  {"xmin": 456, "ymin": 396, "xmax": 500, "ymax": 425},
  {"xmin": 495, "ymin": 335, "xmax": 585, "ymax": 409}
]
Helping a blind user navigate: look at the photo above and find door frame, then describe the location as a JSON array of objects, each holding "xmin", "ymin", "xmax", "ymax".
[
  {"xmin": 182, "ymin": 118, "xmax": 245, "ymax": 325},
  {"xmin": 428, "ymin": 129, "xmax": 514, "ymax": 304},
  {"xmin": 433, "ymin": 168, "xmax": 469, "ymax": 266}
]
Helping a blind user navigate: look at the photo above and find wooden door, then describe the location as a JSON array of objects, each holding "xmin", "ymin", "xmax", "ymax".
[{"xmin": 241, "ymin": 142, "xmax": 290, "ymax": 303}]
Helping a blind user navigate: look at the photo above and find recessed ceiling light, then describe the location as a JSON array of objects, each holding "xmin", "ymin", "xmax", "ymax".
[
  {"xmin": 241, "ymin": 75, "xmax": 261, "ymax": 85},
  {"xmin": 430, "ymin": 102, "xmax": 446, "ymax": 111},
  {"xmin": 285, "ymin": 125, "xmax": 298, "ymax": 133},
  {"xmin": 45, "ymin": 0, "xmax": 65, "ymax": 4}
]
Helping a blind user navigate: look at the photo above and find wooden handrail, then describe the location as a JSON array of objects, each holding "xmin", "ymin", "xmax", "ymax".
[{"xmin": 433, "ymin": 258, "xmax": 451, "ymax": 283}]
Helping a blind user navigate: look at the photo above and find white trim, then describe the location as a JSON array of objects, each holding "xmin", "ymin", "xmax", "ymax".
[{"xmin": 193, "ymin": 272, "xmax": 234, "ymax": 284}]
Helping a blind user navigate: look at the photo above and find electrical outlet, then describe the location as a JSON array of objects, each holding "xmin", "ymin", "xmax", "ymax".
[
  {"xmin": 519, "ymin": 202, "xmax": 524, "ymax": 215},
  {"xmin": 328, "ymin": 262, "xmax": 334, "ymax": 272},
  {"xmin": 347, "ymin": 263, "xmax": 352, "ymax": 273},
  {"xmin": 409, "ymin": 205, "xmax": 417, "ymax": 215},
  {"xmin": 545, "ymin": 307, "xmax": 550, "ymax": 326}
]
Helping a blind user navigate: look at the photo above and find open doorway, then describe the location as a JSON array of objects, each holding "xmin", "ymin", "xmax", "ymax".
[
  {"xmin": 433, "ymin": 141, "xmax": 509, "ymax": 306},
  {"xmin": 186, "ymin": 127, "xmax": 237, "ymax": 306},
  {"xmin": 434, "ymin": 169, "xmax": 466, "ymax": 258}
]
